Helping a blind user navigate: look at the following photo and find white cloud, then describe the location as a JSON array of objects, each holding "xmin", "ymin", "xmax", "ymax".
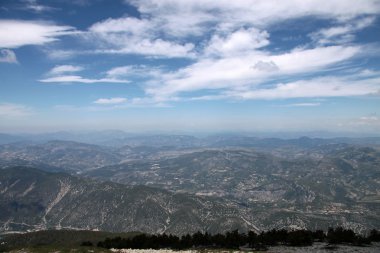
[
  {"xmin": 19, "ymin": 0, "xmax": 380, "ymax": 105},
  {"xmin": 56, "ymin": 96, "xmax": 168, "ymax": 111},
  {"xmin": 310, "ymin": 17, "xmax": 376, "ymax": 45},
  {"xmin": 48, "ymin": 65, "xmax": 83, "ymax": 75},
  {"xmin": 0, "ymin": 20, "xmax": 77, "ymax": 48},
  {"xmin": 106, "ymin": 65, "xmax": 164, "ymax": 79},
  {"xmin": 0, "ymin": 49, "xmax": 17, "ymax": 63},
  {"xmin": 38, "ymin": 0, "xmax": 378, "ymax": 60},
  {"xmin": 88, "ymin": 16, "xmax": 195, "ymax": 58},
  {"xmin": 94, "ymin": 97, "xmax": 128, "ymax": 105},
  {"xmin": 283, "ymin": 103, "xmax": 321, "ymax": 107},
  {"xmin": 39, "ymin": 75, "xmax": 129, "ymax": 84},
  {"xmin": 360, "ymin": 115, "xmax": 379, "ymax": 122},
  {"xmin": 0, "ymin": 103, "xmax": 32, "ymax": 117},
  {"xmin": 226, "ymin": 76, "xmax": 380, "ymax": 100},
  {"xmin": 106, "ymin": 66, "xmax": 138, "ymax": 77},
  {"xmin": 128, "ymin": 0, "xmax": 380, "ymax": 38},
  {"xmin": 94, "ymin": 38, "xmax": 195, "ymax": 58},
  {"xmin": 40, "ymin": 65, "xmax": 130, "ymax": 84},
  {"xmin": 270, "ymin": 46, "xmax": 359, "ymax": 73},
  {"xmin": 349, "ymin": 115, "xmax": 380, "ymax": 128},
  {"xmin": 89, "ymin": 17, "xmax": 151, "ymax": 34},
  {"xmin": 146, "ymin": 45, "xmax": 361, "ymax": 99},
  {"xmin": 204, "ymin": 28, "xmax": 269, "ymax": 57},
  {"xmin": 45, "ymin": 49, "xmax": 77, "ymax": 60},
  {"xmin": 22, "ymin": 0, "xmax": 56, "ymax": 13}
]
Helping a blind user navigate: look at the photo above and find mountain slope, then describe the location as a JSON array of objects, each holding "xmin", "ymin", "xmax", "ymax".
[
  {"xmin": 0, "ymin": 167, "xmax": 254, "ymax": 235},
  {"xmin": 86, "ymin": 147, "xmax": 380, "ymax": 232}
]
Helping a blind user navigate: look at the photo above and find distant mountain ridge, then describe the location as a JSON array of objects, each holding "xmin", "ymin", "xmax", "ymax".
[
  {"xmin": 1, "ymin": 132, "xmax": 380, "ymax": 148},
  {"xmin": 0, "ymin": 141, "xmax": 123, "ymax": 172}
]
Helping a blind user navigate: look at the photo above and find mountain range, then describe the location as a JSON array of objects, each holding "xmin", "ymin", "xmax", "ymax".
[{"xmin": 0, "ymin": 134, "xmax": 379, "ymax": 234}]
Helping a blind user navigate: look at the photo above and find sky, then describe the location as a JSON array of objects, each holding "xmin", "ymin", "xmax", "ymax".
[{"xmin": 0, "ymin": 0, "xmax": 380, "ymax": 134}]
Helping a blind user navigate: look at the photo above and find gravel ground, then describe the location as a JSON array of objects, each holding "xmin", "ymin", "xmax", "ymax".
[
  {"xmin": 109, "ymin": 243, "xmax": 380, "ymax": 253},
  {"xmin": 267, "ymin": 242, "xmax": 380, "ymax": 253}
]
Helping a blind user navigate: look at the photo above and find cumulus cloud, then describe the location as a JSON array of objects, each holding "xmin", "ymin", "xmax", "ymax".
[
  {"xmin": 62, "ymin": 1, "xmax": 378, "ymax": 102},
  {"xmin": 88, "ymin": 17, "xmax": 195, "ymax": 58},
  {"xmin": 0, "ymin": 20, "xmax": 77, "ymax": 48},
  {"xmin": 38, "ymin": 0, "xmax": 379, "ymax": 61},
  {"xmin": 94, "ymin": 97, "xmax": 127, "ymax": 105},
  {"xmin": 128, "ymin": 0, "xmax": 380, "ymax": 37},
  {"xmin": 24, "ymin": 0, "xmax": 380, "ymax": 105},
  {"xmin": 0, "ymin": 49, "xmax": 17, "ymax": 63},
  {"xmin": 205, "ymin": 28, "xmax": 269, "ymax": 57}
]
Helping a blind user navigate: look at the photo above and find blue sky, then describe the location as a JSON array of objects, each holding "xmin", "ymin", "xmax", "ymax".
[{"xmin": 0, "ymin": 0, "xmax": 380, "ymax": 134}]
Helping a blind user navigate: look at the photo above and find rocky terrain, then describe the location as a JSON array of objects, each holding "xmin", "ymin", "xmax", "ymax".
[
  {"xmin": 85, "ymin": 146, "xmax": 380, "ymax": 233},
  {"xmin": 0, "ymin": 167, "xmax": 253, "ymax": 235},
  {"xmin": 0, "ymin": 135, "xmax": 379, "ymax": 234}
]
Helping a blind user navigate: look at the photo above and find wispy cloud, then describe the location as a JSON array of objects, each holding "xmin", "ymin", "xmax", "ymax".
[
  {"xmin": 45, "ymin": 49, "xmax": 77, "ymax": 60},
  {"xmin": 164, "ymin": 73, "xmax": 380, "ymax": 102},
  {"xmin": 359, "ymin": 115, "xmax": 379, "ymax": 123},
  {"xmin": 56, "ymin": 96, "xmax": 169, "ymax": 112},
  {"xmin": 27, "ymin": 0, "xmax": 378, "ymax": 65},
  {"xmin": 127, "ymin": 0, "xmax": 380, "ymax": 38},
  {"xmin": 93, "ymin": 97, "xmax": 127, "ymax": 105},
  {"xmin": 0, "ymin": 49, "xmax": 17, "ymax": 63},
  {"xmin": 310, "ymin": 16, "xmax": 376, "ymax": 45},
  {"xmin": 48, "ymin": 65, "xmax": 83, "ymax": 75},
  {"xmin": 226, "ymin": 75, "xmax": 380, "ymax": 100},
  {"xmin": 21, "ymin": 0, "xmax": 57, "ymax": 13},
  {"xmin": 347, "ymin": 115, "xmax": 380, "ymax": 129},
  {"xmin": 83, "ymin": 0, "xmax": 380, "ymax": 59},
  {"xmin": 88, "ymin": 17, "xmax": 195, "ymax": 58},
  {"xmin": 66, "ymin": 1, "xmax": 378, "ymax": 105},
  {"xmin": 0, "ymin": 20, "xmax": 77, "ymax": 48},
  {"xmin": 0, "ymin": 103, "xmax": 33, "ymax": 117},
  {"xmin": 146, "ymin": 45, "xmax": 361, "ymax": 100},
  {"xmin": 281, "ymin": 103, "xmax": 321, "ymax": 107},
  {"xmin": 39, "ymin": 75, "xmax": 129, "ymax": 84},
  {"xmin": 106, "ymin": 65, "xmax": 164, "ymax": 79},
  {"xmin": 40, "ymin": 65, "xmax": 130, "ymax": 84}
]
